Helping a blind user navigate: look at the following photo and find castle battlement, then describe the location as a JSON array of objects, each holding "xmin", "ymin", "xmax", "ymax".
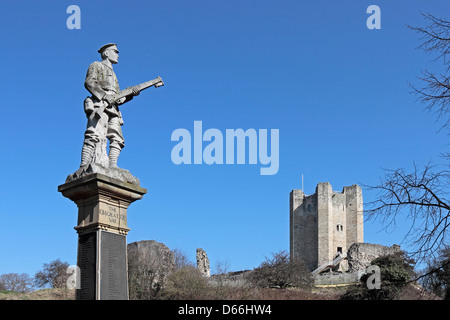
[{"xmin": 290, "ymin": 182, "xmax": 363, "ymax": 272}]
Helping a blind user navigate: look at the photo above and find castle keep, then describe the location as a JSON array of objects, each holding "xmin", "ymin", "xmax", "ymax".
[{"xmin": 290, "ymin": 183, "xmax": 363, "ymax": 272}]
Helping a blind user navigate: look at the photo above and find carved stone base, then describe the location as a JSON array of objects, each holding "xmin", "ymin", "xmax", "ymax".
[{"xmin": 65, "ymin": 163, "xmax": 140, "ymax": 186}]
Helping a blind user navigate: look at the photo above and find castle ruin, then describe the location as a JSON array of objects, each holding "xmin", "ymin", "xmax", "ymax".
[{"xmin": 290, "ymin": 182, "xmax": 363, "ymax": 273}]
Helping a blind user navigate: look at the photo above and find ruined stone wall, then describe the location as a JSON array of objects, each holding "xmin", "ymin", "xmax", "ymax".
[
  {"xmin": 127, "ymin": 240, "xmax": 175, "ymax": 273},
  {"xmin": 196, "ymin": 248, "xmax": 211, "ymax": 277},
  {"xmin": 347, "ymin": 242, "xmax": 401, "ymax": 272},
  {"xmin": 314, "ymin": 271, "xmax": 360, "ymax": 286}
]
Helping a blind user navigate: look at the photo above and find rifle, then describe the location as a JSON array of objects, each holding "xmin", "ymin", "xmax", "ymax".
[{"xmin": 104, "ymin": 76, "xmax": 164, "ymax": 106}]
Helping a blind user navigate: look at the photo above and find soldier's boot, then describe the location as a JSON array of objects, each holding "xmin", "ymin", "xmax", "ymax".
[
  {"xmin": 109, "ymin": 146, "xmax": 121, "ymax": 168},
  {"xmin": 80, "ymin": 144, "xmax": 94, "ymax": 167}
]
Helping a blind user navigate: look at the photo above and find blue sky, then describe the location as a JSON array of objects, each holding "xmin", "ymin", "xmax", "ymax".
[{"xmin": 0, "ymin": 0, "xmax": 449, "ymax": 277}]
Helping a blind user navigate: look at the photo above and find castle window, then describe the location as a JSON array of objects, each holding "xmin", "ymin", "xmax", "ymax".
[
  {"xmin": 337, "ymin": 247, "xmax": 342, "ymax": 253},
  {"xmin": 337, "ymin": 224, "xmax": 343, "ymax": 231}
]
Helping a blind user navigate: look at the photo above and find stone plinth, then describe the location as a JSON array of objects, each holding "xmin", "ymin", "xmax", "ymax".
[{"xmin": 58, "ymin": 173, "xmax": 147, "ymax": 300}]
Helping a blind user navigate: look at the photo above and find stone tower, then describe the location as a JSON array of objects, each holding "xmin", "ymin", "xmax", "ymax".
[{"xmin": 290, "ymin": 182, "xmax": 363, "ymax": 272}]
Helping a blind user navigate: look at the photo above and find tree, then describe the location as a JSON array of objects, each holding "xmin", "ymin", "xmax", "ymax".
[
  {"xmin": 173, "ymin": 248, "xmax": 195, "ymax": 269},
  {"xmin": 0, "ymin": 273, "xmax": 33, "ymax": 293},
  {"xmin": 367, "ymin": 14, "xmax": 450, "ymax": 263},
  {"xmin": 159, "ymin": 266, "xmax": 210, "ymax": 300},
  {"xmin": 34, "ymin": 259, "xmax": 69, "ymax": 289},
  {"xmin": 421, "ymin": 245, "xmax": 450, "ymax": 299},
  {"xmin": 247, "ymin": 250, "xmax": 313, "ymax": 290},
  {"xmin": 341, "ymin": 251, "xmax": 416, "ymax": 300},
  {"xmin": 128, "ymin": 248, "xmax": 166, "ymax": 300},
  {"xmin": 409, "ymin": 14, "xmax": 450, "ymax": 132},
  {"xmin": 366, "ymin": 163, "xmax": 450, "ymax": 261}
]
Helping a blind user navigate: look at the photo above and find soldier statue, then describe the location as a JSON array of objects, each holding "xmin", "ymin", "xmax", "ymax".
[
  {"xmin": 80, "ymin": 43, "xmax": 137, "ymax": 168},
  {"xmin": 67, "ymin": 43, "xmax": 163, "ymax": 184}
]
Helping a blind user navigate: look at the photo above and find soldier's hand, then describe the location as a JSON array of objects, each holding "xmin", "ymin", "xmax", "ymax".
[{"xmin": 104, "ymin": 94, "xmax": 115, "ymax": 105}]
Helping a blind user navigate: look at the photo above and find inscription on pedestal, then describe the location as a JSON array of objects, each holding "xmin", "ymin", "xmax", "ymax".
[
  {"xmin": 98, "ymin": 202, "xmax": 128, "ymax": 233},
  {"xmin": 99, "ymin": 231, "xmax": 128, "ymax": 300},
  {"xmin": 77, "ymin": 232, "xmax": 96, "ymax": 300},
  {"xmin": 99, "ymin": 205, "xmax": 127, "ymax": 225}
]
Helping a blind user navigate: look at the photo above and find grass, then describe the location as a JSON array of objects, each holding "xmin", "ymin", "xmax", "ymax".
[
  {"xmin": 0, "ymin": 288, "xmax": 75, "ymax": 300},
  {"xmin": 0, "ymin": 282, "xmax": 439, "ymax": 300},
  {"xmin": 0, "ymin": 290, "xmax": 18, "ymax": 295}
]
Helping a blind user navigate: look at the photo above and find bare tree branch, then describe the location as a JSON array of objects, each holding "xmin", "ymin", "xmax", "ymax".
[
  {"xmin": 408, "ymin": 13, "xmax": 450, "ymax": 132},
  {"xmin": 364, "ymin": 163, "xmax": 450, "ymax": 262},
  {"xmin": 408, "ymin": 13, "xmax": 450, "ymax": 65},
  {"xmin": 367, "ymin": 15, "xmax": 450, "ymax": 263}
]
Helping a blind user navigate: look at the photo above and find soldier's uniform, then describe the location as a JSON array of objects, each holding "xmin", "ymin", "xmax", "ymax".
[{"xmin": 80, "ymin": 43, "xmax": 125, "ymax": 168}]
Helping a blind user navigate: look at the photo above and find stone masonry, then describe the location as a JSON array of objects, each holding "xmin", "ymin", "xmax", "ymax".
[
  {"xmin": 196, "ymin": 248, "xmax": 211, "ymax": 277},
  {"xmin": 347, "ymin": 242, "xmax": 401, "ymax": 272},
  {"xmin": 290, "ymin": 182, "xmax": 363, "ymax": 272},
  {"xmin": 128, "ymin": 240, "xmax": 175, "ymax": 274}
]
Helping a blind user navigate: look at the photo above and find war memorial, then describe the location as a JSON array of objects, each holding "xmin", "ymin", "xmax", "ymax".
[{"xmin": 58, "ymin": 43, "xmax": 164, "ymax": 300}]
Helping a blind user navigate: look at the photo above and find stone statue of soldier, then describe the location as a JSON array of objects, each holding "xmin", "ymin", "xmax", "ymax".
[
  {"xmin": 66, "ymin": 43, "xmax": 163, "ymax": 185},
  {"xmin": 80, "ymin": 43, "xmax": 140, "ymax": 169},
  {"xmin": 60, "ymin": 43, "xmax": 166, "ymax": 300}
]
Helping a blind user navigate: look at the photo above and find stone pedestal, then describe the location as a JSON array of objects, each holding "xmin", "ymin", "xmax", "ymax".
[{"xmin": 58, "ymin": 173, "xmax": 147, "ymax": 300}]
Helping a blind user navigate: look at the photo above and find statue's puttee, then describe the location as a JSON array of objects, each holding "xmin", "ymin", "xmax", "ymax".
[{"xmin": 66, "ymin": 43, "xmax": 164, "ymax": 185}]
